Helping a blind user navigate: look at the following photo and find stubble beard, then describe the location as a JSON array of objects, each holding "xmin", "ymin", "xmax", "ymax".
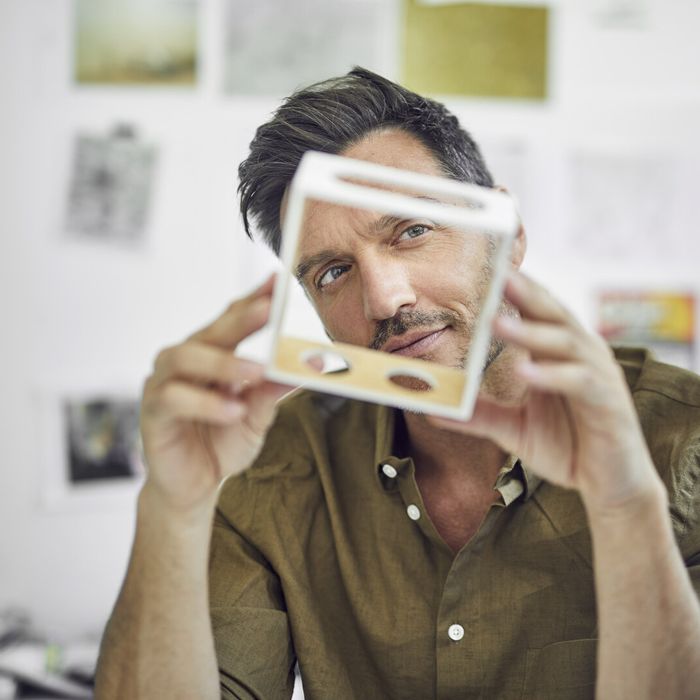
[{"xmin": 370, "ymin": 255, "xmax": 514, "ymax": 374}]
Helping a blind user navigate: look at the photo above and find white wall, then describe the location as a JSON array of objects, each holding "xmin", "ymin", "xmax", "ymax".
[{"xmin": 1, "ymin": 0, "xmax": 699, "ymax": 642}]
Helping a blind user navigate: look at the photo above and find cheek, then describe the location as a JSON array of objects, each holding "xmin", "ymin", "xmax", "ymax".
[
  {"xmin": 315, "ymin": 287, "xmax": 369, "ymax": 344},
  {"xmin": 412, "ymin": 235, "xmax": 489, "ymax": 302}
]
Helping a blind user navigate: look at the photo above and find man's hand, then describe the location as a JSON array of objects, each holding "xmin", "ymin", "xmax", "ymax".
[
  {"xmin": 139, "ymin": 274, "xmax": 291, "ymax": 516},
  {"xmin": 430, "ymin": 270, "xmax": 664, "ymax": 514}
]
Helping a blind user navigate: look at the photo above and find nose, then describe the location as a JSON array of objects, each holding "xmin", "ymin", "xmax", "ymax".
[{"xmin": 360, "ymin": 255, "xmax": 417, "ymax": 321}]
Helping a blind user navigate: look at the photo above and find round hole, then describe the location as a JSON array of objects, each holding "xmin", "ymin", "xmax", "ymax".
[
  {"xmin": 386, "ymin": 369, "xmax": 436, "ymax": 393},
  {"xmin": 301, "ymin": 349, "xmax": 351, "ymax": 375}
]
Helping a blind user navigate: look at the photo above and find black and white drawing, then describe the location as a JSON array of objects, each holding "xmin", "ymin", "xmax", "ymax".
[
  {"xmin": 65, "ymin": 125, "xmax": 157, "ymax": 244},
  {"xmin": 222, "ymin": 0, "xmax": 384, "ymax": 96}
]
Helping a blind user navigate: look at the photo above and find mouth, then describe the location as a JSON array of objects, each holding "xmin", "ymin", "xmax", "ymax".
[{"xmin": 383, "ymin": 327, "xmax": 448, "ymax": 357}]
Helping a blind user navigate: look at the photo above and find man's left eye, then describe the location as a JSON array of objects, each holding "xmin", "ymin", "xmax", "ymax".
[{"xmin": 398, "ymin": 224, "xmax": 430, "ymax": 241}]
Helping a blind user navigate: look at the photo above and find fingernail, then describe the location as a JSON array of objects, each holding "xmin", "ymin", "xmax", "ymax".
[
  {"xmin": 229, "ymin": 380, "xmax": 251, "ymax": 395},
  {"xmin": 517, "ymin": 361, "xmax": 538, "ymax": 378},
  {"xmin": 247, "ymin": 295, "xmax": 271, "ymax": 317},
  {"xmin": 508, "ymin": 271, "xmax": 523, "ymax": 287},
  {"xmin": 223, "ymin": 401, "xmax": 245, "ymax": 417},
  {"xmin": 252, "ymin": 272, "xmax": 277, "ymax": 296},
  {"xmin": 498, "ymin": 316, "xmax": 520, "ymax": 331},
  {"xmin": 493, "ymin": 316, "xmax": 520, "ymax": 338}
]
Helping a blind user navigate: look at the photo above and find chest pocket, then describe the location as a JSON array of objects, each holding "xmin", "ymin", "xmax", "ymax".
[{"xmin": 521, "ymin": 638, "xmax": 597, "ymax": 700}]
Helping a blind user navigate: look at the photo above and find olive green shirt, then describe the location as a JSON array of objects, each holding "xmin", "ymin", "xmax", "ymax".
[{"xmin": 210, "ymin": 347, "xmax": 700, "ymax": 699}]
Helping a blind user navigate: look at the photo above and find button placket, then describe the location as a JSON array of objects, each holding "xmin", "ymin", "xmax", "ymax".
[
  {"xmin": 435, "ymin": 505, "xmax": 505, "ymax": 692},
  {"xmin": 392, "ymin": 458, "xmax": 453, "ymax": 555}
]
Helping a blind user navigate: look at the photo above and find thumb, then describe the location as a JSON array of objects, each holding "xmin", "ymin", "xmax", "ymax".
[{"xmin": 244, "ymin": 380, "xmax": 297, "ymax": 433}]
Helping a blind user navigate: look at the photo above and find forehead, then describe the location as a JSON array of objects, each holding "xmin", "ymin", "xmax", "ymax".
[
  {"xmin": 340, "ymin": 128, "xmax": 445, "ymax": 176},
  {"xmin": 296, "ymin": 129, "xmax": 448, "ymax": 249}
]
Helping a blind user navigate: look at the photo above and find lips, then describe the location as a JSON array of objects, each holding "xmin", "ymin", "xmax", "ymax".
[{"xmin": 383, "ymin": 327, "xmax": 448, "ymax": 356}]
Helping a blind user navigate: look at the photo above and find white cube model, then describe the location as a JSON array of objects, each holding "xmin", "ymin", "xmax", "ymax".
[{"xmin": 265, "ymin": 151, "xmax": 520, "ymax": 420}]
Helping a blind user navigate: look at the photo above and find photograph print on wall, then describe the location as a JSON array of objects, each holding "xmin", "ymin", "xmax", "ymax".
[
  {"xmin": 64, "ymin": 124, "xmax": 157, "ymax": 246},
  {"xmin": 63, "ymin": 396, "xmax": 143, "ymax": 484}
]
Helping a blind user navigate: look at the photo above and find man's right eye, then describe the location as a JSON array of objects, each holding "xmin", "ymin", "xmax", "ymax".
[{"xmin": 317, "ymin": 264, "xmax": 350, "ymax": 290}]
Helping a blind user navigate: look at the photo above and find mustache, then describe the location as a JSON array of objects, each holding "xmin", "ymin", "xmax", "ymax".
[{"xmin": 369, "ymin": 309, "xmax": 466, "ymax": 351}]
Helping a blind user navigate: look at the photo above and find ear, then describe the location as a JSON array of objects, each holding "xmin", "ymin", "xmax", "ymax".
[{"xmin": 495, "ymin": 185, "xmax": 527, "ymax": 270}]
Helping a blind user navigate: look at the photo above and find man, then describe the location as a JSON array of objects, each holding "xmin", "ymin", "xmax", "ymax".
[{"xmin": 94, "ymin": 69, "xmax": 700, "ymax": 699}]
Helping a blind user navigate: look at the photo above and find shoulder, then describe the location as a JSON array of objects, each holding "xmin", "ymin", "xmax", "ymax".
[
  {"xmin": 615, "ymin": 345, "xmax": 700, "ymax": 407},
  {"xmin": 614, "ymin": 346, "xmax": 700, "ymax": 559}
]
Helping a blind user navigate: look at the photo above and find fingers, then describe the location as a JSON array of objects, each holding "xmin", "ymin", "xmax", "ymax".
[
  {"xmin": 249, "ymin": 272, "xmax": 277, "ymax": 298},
  {"xmin": 143, "ymin": 379, "xmax": 247, "ymax": 426},
  {"xmin": 142, "ymin": 274, "xmax": 284, "ymax": 429},
  {"xmin": 494, "ymin": 316, "xmax": 590, "ymax": 362},
  {"xmin": 243, "ymin": 382, "xmax": 295, "ymax": 434},
  {"xmin": 503, "ymin": 271, "xmax": 578, "ymax": 327},
  {"xmin": 493, "ymin": 288, "xmax": 614, "ymax": 404},
  {"xmin": 515, "ymin": 360, "xmax": 614, "ymax": 406},
  {"xmin": 151, "ymin": 342, "xmax": 265, "ymax": 391},
  {"xmin": 495, "ymin": 272, "xmax": 612, "ymax": 365},
  {"xmin": 189, "ymin": 273, "xmax": 276, "ymax": 350}
]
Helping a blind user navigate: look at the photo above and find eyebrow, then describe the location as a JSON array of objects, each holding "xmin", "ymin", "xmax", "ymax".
[{"xmin": 294, "ymin": 249, "xmax": 343, "ymax": 283}]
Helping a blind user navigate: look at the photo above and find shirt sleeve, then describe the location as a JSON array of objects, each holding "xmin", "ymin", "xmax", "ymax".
[
  {"xmin": 678, "ymin": 439, "xmax": 700, "ymax": 600},
  {"xmin": 628, "ymin": 354, "xmax": 700, "ymax": 595},
  {"xmin": 663, "ymin": 397, "xmax": 700, "ymax": 600},
  {"xmin": 209, "ymin": 505, "xmax": 296, "ymax": 700}
]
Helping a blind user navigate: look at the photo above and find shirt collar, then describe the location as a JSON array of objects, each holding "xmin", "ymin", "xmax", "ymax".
[
  {"xmin": 519, "ymin": 462, "xmax": 543, "ymax": 501},
  {"xmin": 374, "ymin": 406, "xmax": 543, "ymax": 502},
  {"xmin": 373, "ymin": 403, "xmax": 396, "ymax": 470}
]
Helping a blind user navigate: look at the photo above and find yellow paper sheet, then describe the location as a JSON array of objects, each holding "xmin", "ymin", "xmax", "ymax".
[{"xmin": 402, "ymin": 1, "xmax": 548, "ymax": 99}]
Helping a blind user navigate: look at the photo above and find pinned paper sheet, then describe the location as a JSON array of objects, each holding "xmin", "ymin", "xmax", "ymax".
[
  {"xmin": 64, "ymin": 125, "xmax": 157, "ymax": 245},
  {"xmin": 590, "ymin": 0, "xmax": 650, "ymax": 29},
  {"xmin": 402, "ymin": 1, "xmax": 549, "ymax": 99},
  {"xmin": 74, "ymin": 0, "xmax": 198, "ymax": 85},
  {"xmin": 222, "ymin": 0, "xmax": 384, "ymax": 96},
  {"xmin": 568, "ymin": 152, "xmax": 700, "ymax": 263},
  {"xmin": 598, "ymin": 291, "xmax": 696, "ymax": 370}
]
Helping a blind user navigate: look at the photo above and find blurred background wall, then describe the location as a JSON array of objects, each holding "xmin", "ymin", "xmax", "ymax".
[{"xmin": 0, "ymin": 0, "xmax": 699, "ymax": 644}]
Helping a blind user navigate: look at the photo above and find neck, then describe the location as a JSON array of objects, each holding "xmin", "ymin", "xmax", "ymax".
[
  {"xmin": 402, "ymin": 346, "xmax": 528, "ymax": 488},
  {"xmin": 403, "ymin": 412, "xmax": 506, "ymax": 489}
]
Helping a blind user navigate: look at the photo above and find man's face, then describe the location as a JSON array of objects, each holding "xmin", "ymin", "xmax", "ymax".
[{"xmin": 292, "ymin": 128, "xmax": 504, "ymax": 371}]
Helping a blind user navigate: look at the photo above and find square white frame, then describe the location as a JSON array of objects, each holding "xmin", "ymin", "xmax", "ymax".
[{"xmin": 265, "ymin": 151, "xmax": 519, "ymax": 419}]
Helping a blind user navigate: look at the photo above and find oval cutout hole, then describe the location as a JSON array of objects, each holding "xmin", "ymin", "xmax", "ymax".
[
  {"xmin": 386, "ymin": 370, "xmax": 436, "ymax": 393},
  {"xmin": 301, "ymin": 349, "xmax": 351, "ymax": 375}
]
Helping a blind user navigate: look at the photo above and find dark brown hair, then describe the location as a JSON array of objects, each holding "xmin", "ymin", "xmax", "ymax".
[{"xmin": 238, "ymin": 67, "xmax": 494, "ymax": 255}]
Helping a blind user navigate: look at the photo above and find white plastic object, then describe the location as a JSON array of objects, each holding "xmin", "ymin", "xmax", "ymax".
[{"xmin": 265, "ymin": 151, "xmax": 519, "ymax": 419}]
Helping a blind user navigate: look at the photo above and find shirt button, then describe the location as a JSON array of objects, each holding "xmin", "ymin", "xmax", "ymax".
[
  {"xmin": 382, "ymin": 464, "xmax": 398, "ymax": 478},
  {"xmin": 448, "ymin": 624, "xmax": 465, "ymax": 641},
  {"xmin": 406, "ymin": 504, "xmax": 421, "ymax": 520}
]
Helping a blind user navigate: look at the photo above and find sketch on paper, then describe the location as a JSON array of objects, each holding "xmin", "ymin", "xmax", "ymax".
[
  {"xmin": 65, "ymin": 125, "xmax": 157, "ymax": 245},
  {"xmin": 598, "ymin": 291, "xmax": 696, "ymax": 370},
  {"xmin": 222, "ymin": 0, "xmax": 383, "ymax": 96},
  {"xmin": 478, "ymin": 139, "xmax": 530, "ymax": 219},
  {"xmin": 64, "ymin": 396, "xmax": 143, "ymax": 484},
  {"xmin": 568, "ymin": 152, "xmax": 696, "ymax": 261},
  {"xmin": 590, "ymin": 0, "xmax": 650, "ymax": 29},
  {"xmin": 74, "ymin": 0, "xmax": 198, "ymax": 85}
]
